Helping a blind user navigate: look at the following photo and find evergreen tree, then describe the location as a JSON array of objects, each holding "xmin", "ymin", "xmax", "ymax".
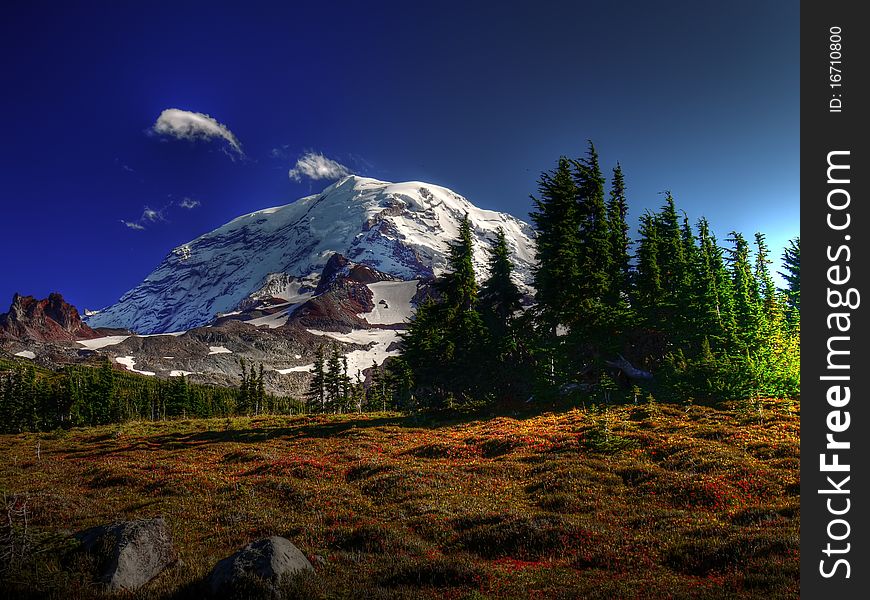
[
  {"xmin": 606, "ymin": 163, "xmax": 631, "ymax": 304},
  {"xmin": 572, "ymin": 141, "xmax": 612, "ymax": 318},
  {"xmin": 237, "ymin": 358, "xmax": 250, "ymax": 415},
  {"xmin": 398, "ymin": 298, "xmax": 447, "ymax": 403},
  {"xmin": 256, "ymin": 364, "xmax": 265, "ymax": 415},
  {"xmin": 633, "ymin": 211, "xmax": 663, "ymax": 326},
  {"xmin": 778, "ymin": 236, "xmax": 800, "ymax": 319},
  {"xmin": 479, "ymin": 228, "xmax": 522, "ymax": 329},
  {"xmin": 167, "ymin": 374, "xmax": 190, "ymax": 417},
  {"xmin": 676, "ymin": 214, "xmax": 700, "ymax": 347},
  {"xmin": 753, "ymin": 232, "xmax": 777, "ymax": 319},
  {"xmin": 655, "ymin": 193, "xmax": 688, "ymax": 328},
  {"xmin": 439, "ymin": 213, "xmax": 479, "ymax": 310},
  {"xmin": 694, "ymin": 218, "xmax": 732, "ymax": 349},
  {"xmin": 325, "ymin": 345, "xmax": 345, "ymax": 413},
  {"xmin": 305, "ymin": 346, "xmax": 326, "ymax": 413},
  {"xmin": 94, "ymin": 358, "xmax": 116, "ymax": 424},
  {"xmin": 529, "ymin": 157, "xmax": 581, "ymax": 333},
  {"xmin": 725, "ymin": 231, "xmax": 762, "ymax": 353},
  {"xmin": 479, "ymin": 227, "xmax": 525, "ymax": 400},
  {"xmin": 400, "ymin": 214, "xmax": 487, "ymax": 408}
]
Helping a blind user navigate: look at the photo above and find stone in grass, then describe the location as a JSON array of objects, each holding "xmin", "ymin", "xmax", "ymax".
[
  {"xmin": 74, "ymin": 517, "xmax": 176, "ymax": 591},
  {"xmin": 207, "ymin": 536, "xmax": 314, "ymax": 597}
]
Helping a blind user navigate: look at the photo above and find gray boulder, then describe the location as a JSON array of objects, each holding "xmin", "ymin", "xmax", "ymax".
[
  {"xmin": 74, "ymin": 517, "xmax": 175, "ymax": 591},
  {"xmin": 207, "ymin": 536, "xmax": 314, "ymax": 596}
]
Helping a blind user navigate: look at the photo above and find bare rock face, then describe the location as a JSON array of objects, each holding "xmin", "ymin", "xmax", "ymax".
[
  {"xmin": 0, "ymin": 292, "xmax": 100, "ymax": 343},
  {"xmin": 74, "ymin": 517, "xmax": 176, "ymax": 591},
  {"xmin": 207, "ymin": 536, "xmax": 314, "ymax": 597}
]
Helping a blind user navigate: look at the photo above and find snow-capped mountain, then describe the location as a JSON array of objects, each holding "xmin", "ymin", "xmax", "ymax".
[{"xmin": 86, "ymin": 176, "xmax": 536, "ymax": 334}]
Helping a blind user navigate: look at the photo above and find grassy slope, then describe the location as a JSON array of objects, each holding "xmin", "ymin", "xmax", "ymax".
[{"xmin": 0, "ymin": 401, "xmax": 799, "ymax": 599}]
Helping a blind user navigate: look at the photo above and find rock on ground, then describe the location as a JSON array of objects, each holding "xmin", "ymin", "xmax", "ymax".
[
  {"xmin": 74, "ymin": 517, "xmax": 176, "ymax": 591},
  {"xmin": 207, "ymin": 536, "xmax": 314, "ymax": 596}
]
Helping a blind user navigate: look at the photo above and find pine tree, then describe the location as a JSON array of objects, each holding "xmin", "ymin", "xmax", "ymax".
[
  {"xmin": 633, "ymin": 211, "xmax": 663, "ymax": 326},
  {"xmin": 237, "ymin": 358, "xmax": 250, "ymax": 415},
  {"xmin": 529, "ymin": 157, "xmax": 581, "ymax": 334},
  {"xmin": 778, "ymin": 236, "xmax": 800, "ymax": 320},
  {"xmin": 725, "ymin": 231, "xmax": 762, "ymax": 353},
  {"xmin": 753, "ymin": 232, "xmax": 777, "ymax": 319},
  {"xmin": 655, "ymin": 193, "xmax": 688, "ymax": 332},
  {"xmin": 439, "ymin": 214, "xmax": 487, "ymax": 405},
  {"xmin": 400, "ymin": 214, "xmax": 487, "ymax": 408},
  {"xmin": 95, "ymin": 357, "xmax": 116, "ymax": 424},
  {"xmin": 479, "ymin": 227, "xmax": 524, "ymax": 400},
  {"xmin": 480, "ymin": 228, "xmax": 522, "ymax": 329},
  {"xmin": 572, "ymin": 141, "xmax": 612, "ymax": 316},
  {"xmin": 694, "ymin": 218, "xmax": 732, "ymax": 349},
  {"xmin": 606, "ymin": 163, "xmax": 631, "ymax": 304},
  {"xmin": 325, "ymin": 346, "xmax": 344, "ymax": 413},
  {"xmin": 676, "ymin": 214, "xmax": 700, "ymax": 348},
  {"xmin": 305, "ymin": 346, "xmax": 326, "ymax": 413},
  {"xmin": 439, "ymin": 213, "xmax": 479, "ymax": 310},
  {"xmin": 366, "ymin": 359, "xmax": 384, "ymax": 411},
  {"xmin": 256, "ymin": 364, "xmax": 265, "ymax": 415},
  {"xmin": 399, "ymin": 298, "xmax": 446, "ymax": 403}
]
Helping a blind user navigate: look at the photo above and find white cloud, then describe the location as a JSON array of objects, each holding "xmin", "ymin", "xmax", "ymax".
[
  {"xmin": 151, "ymin": 108, "xmax": 243, "ymax": 157},
  {"xmin": 122, "ymin": 220, "xmax": 145, "ymax": 230},
  {"xmin": 288, "ymin": 151, "xmax": 352, "ymax": 182},
  {"xmin": 179, "ymin": 197, "xmax": 201, "ymax": 209}
]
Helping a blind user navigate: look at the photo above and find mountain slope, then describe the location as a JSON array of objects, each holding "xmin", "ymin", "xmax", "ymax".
[{"xmin": 86, "ymin": 176, "xmax": 536, "ymax": 334}]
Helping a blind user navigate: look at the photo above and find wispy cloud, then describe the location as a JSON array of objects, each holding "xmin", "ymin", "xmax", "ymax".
[
  {"xmin": 141, "ymin": 207, "xmax": 163, "ymax": 222},
  {"xmin": 121, "ymin": 196, "xmax": 205, "ymax": 231},
  {"xmin": 179, "ymin": 197, "xmax": 201, "ymax": 209},
  {"xmin": 121, "ymin": 205, "xmax": 167, "ymax": 231},
  {"xmin": 288, "ymin": 151, "xmax": 352, "ymax": 182},
  {"xmin": 151, "ymin": 108, "xmax": 243, "ymax": 157}
]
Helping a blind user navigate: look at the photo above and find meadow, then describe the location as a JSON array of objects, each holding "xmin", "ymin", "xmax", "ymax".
[{"xmin": 0, "ymin": 399, "xmax": 799, "ymax": 599}]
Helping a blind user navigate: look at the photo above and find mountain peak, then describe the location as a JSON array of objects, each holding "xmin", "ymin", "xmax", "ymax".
[
  {"xmin": 86, "ymin": 179, "xmax": 536, "ymax": 334},
  {"xmin": 0, "ymin": 292, "xmax": 100, "ymax": 343}
]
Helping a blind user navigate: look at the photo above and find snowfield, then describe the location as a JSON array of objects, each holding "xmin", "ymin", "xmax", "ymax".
[
  {"xmin": 359, "ymin": 280, "xmax": 418, "ymax": 325},
  {"xmin": 115, "ymin": 356, "xmax": 155, "ymax": 376},
  {"xmin": 77, "ymin": 335, "xmax": 131, "ymax": 349},
  {"xmin": 275, "ymin": 364, "xmax": 314, "ymax": 374}
]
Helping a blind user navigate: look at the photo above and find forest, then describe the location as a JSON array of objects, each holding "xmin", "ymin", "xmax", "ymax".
[{"xmin": 392, "ymin": 142, "xmax": 799, "ymax": 410}]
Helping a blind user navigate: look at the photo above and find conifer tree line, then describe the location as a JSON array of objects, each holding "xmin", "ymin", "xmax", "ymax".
[
  {"xmin": 0, "ymin": 357, "xmax": 303, "ymax": 433},
  {"xmin": 1, "ymin": 141, "xmax": 800, "ymax": 429},
  {"xmin": 394, "ymin": 141, "xmax": 800, "ymax": 409},
  {"xmin": 304, "ymin": 345, "xmax": 401, "ymax": 413}
]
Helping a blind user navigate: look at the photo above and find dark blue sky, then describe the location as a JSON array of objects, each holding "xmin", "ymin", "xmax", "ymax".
[{"xmin": 1, "ymin": 1, "xmax": 798, "ymax": 312}]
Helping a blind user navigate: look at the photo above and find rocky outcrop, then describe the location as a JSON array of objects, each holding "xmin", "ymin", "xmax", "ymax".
[
  {"xmin": 206, "ymin": 536, "xmax": 314, "ymax": 597},
  {"xmin": 74, "ymin": 517, "xmax": 176, "ymax": 591},
  {"xmin": 0, "ymin": 292, "xmax": 101, "ymax": 343},
  {"xmin": 315, "ymin": 252, "xmax": 387, "ymax": 295}
]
